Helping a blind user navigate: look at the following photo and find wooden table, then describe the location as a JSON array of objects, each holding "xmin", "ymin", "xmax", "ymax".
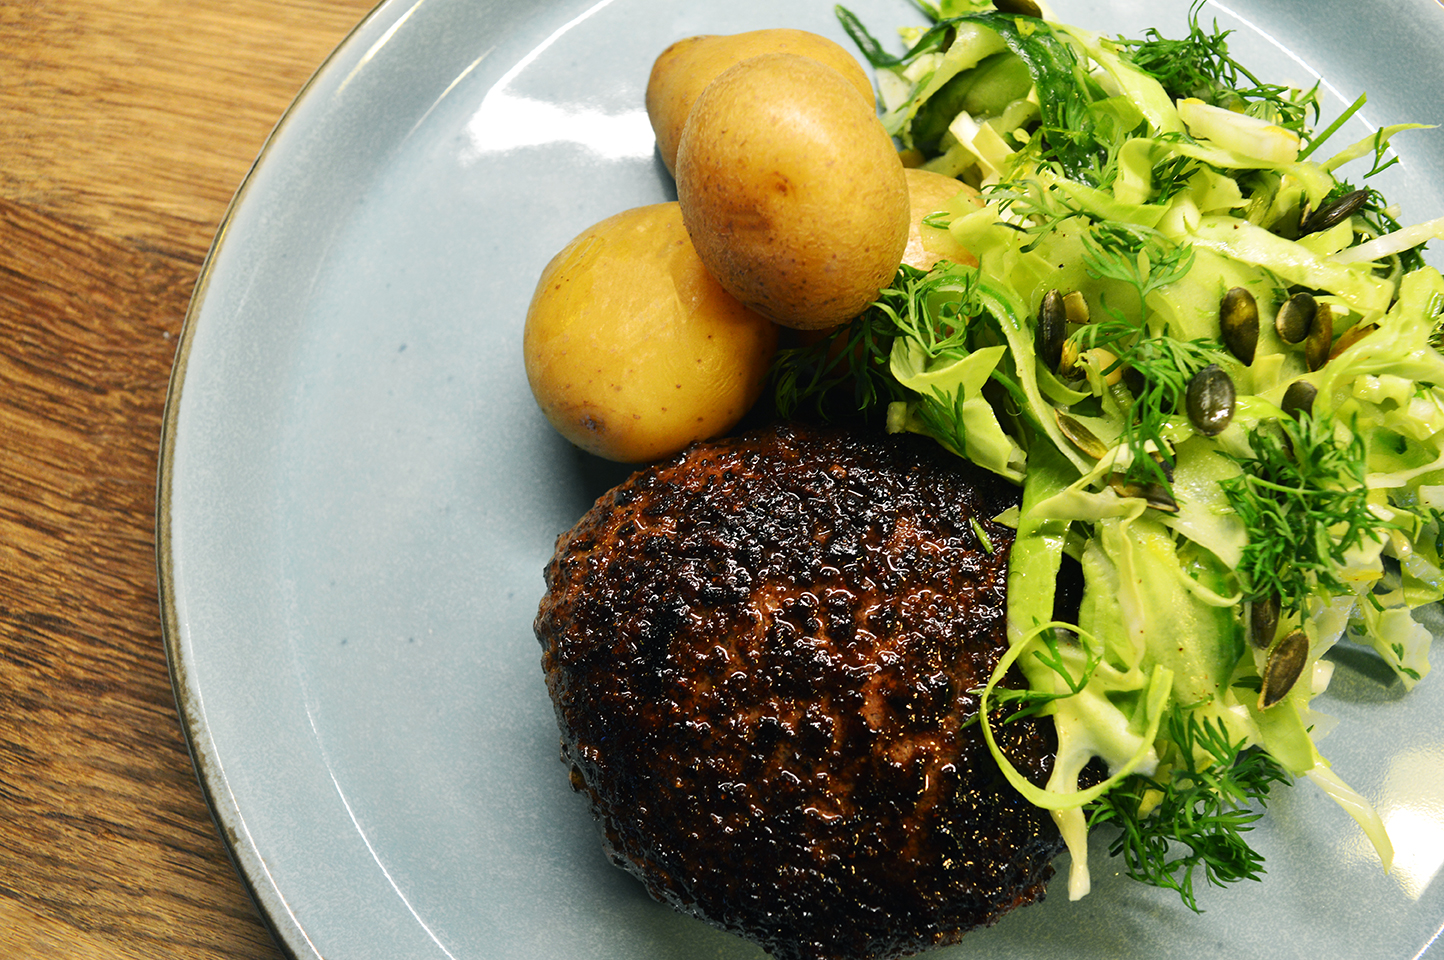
[{"xmin": 0, "ymin": 2, "xmax": 377, "ymax": 956}]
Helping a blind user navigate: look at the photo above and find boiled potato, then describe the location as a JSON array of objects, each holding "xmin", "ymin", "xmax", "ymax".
[
  {"xmin": 675, "ymin": 53, "xmax": 909, "ymax": 331},
  {"xmin": 524, "ymin": 203, "xmax": 778, "ymax": 463},
  {"xmin": 646, "ymin": 29, "xmax": 874, "ymax": 177},
  {"xmin": 902, "ymin": 168, "xmax": 983, "ymax": 272}
]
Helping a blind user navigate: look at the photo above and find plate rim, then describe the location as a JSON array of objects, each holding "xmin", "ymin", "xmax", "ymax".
[{"xmin": 155, "ymin": 2, "xmax": 396, "ymax": 956}]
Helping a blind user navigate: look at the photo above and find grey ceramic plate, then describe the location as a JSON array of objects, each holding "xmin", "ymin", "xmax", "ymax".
[{"xmin": 158, "ymin": 1, "xmax": 1444, "ymax": 957}]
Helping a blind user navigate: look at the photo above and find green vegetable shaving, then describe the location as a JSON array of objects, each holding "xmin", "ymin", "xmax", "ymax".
[{"xmin": 774, "ymin": 0, "xmax": 1444, "ymax": 909}]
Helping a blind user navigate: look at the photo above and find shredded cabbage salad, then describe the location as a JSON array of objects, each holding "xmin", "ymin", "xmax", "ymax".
[{"xmin": 774, "ymin": 0, "xmax": 1444, "ymax": 908}]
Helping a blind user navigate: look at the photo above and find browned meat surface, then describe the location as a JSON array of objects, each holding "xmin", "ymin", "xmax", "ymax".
[{"xmin": 535, "ymin": 422, "xmax": 1063, "ymax": 960}]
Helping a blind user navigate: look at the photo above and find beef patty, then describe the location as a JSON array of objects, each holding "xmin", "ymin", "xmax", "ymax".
[{"xmin": 534, "ymin": 422, "xmax": 1063, "ymax": 960}]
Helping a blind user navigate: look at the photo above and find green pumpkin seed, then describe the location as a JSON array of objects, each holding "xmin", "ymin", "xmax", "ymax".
[
  {"xmin": 1330, "ymin": 321, "xmax": 1378, "ymax": 360},
  {"xmin": 1304, "ymin": 302, "xmax": 1334, "ymax": 372},
  {"xmin": 1185, "ymin": 364, "xmax": 1236, "ymax": 436},
  {"xmin": 1107, "ymin": 474, "xmax": 1179, "ymax": 513},
  {"xmin": 1219, "ymin": 287, "xmax": 1259, "ymax": 365},
  {"xmin": 1300, "ymin": 188, "xmax": 1370, "ymax": 237},
  {"xmin": 1062, "ymin": 291, "xmax": 1090, "ymax": 324},
  {"xmin": 1259, "ymin": 629, "xmax": 1310, "ymax": 709},
  {"xmin": 1249, "ymin": 594, "xmax": 1280, "ymax": 649},
  {"xmin": 1056, "ymin": 410, "xmax": 1108, "ymax": 460},
  {"xmin": 1057, "ymin": 339, "xmax": 1081, "ymax": 380},
  {"xmin": 1036, "ymin": 290, "xmax": 1066, "ymax": 372},
  {"xmin": 994, "ymin": 0, "xmax": 1043, "ymax": 15},
  {"xmin": 1280, "ymin": 380, "xmax": 1317, "ymax": 420},
  {"xmin": 1274, "ymin": 292, "xmax": 1316, "ymax": 344}
]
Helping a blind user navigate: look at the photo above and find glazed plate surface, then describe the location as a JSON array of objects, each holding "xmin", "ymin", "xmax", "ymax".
[{"xmin": 158, "ymin": 1, "xmax": 1444, "ymax": 957}]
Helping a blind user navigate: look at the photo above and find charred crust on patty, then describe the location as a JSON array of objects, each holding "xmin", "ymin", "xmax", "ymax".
[{"xmin": 535, "ymin": 422, "xmax": 1063, "ymax": 960}]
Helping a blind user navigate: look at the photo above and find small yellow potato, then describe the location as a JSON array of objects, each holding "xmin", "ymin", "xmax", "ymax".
[
  {"xmin": 902, "ymin": 168, "xmax": 983, "ymax": 272},
  {"xmin": 676, "ymin": 53, "xmax": 909, "ymax": 331},
  {"xmin": 524, "ymin": 203, "xmax": 779, "ymax": 463},
  {"xmin": 646, "ymin": 29, "xmax": 874, "ymax": 177}
]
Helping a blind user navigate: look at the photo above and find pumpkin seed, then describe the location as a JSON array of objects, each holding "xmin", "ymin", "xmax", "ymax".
[
  {"xmin": 1249, "ymin": 593, "xmax": 1280, "ymax": 649},
  {"xmin": 1056, "ymin": 410, "xmax": 1109, "ymax": 460},
  {"xmin": 1062, "ymin": 291, "xmax": 1091, "ymax": 324},
  {"xmin": 1259, "ymin": 629, "xmax": 1310, "ymax": 709},
  {"xmin": 1304, "ymin": 302, "xmax": 1334, "ymax": 372},
  {"xmin": 1036, "ymin": 290, "xmax": 1066, "ymax": 372},
  {"xmin": 1330, "ymin": 321, "xmax": 1378, "ymax": 360},
  {"xmin": 1185, "ymin": 364, "xmax": 1236, "ymax": 436},
  {"xmin": 1057, "ymin": 339, "xmax": 1081, "ymax": 379},
  {"xmin": 1300, "ymin": 188, "xmax": 1371, "ymax": 237},
  {"xmin": 1274, "ymin": 292, "xmax": 1316, "ymax": 344},
  {"xmin": 1280, "ymin": 380, "xmax": 1317, "ymax": 420},
  {"xmin": 994, "ymin": 0, "xmax": 1043, "ymax": 15},
  {"xmin": 1149, "ymin": 447, "xmax": 1175, "ymax": 484},
  {"xmin": 1107, "ymin": 474, "xmax": 1179, "ymax": 512},
  {"xmin": 1219, "ymin": 286, "xmax": 1259, "ymax": 365}
]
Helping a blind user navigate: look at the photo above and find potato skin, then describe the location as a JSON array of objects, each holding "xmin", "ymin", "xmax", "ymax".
[
  {"xmin": 902, "ymin": 168, "xmax": 982, "ymax": 272},
  {"xmin": 523, "ymin": 203, "xmax": 779, "ymax": 463},
  {"xmin": 646, "ymin": 30, "xmax": 874, "ymax": 177},
  {"xmin": 676, "ymin": 53, "xmax": 909, "ymax": 331}
]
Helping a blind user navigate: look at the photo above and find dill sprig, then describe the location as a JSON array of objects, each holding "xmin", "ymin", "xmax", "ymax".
[
  {"xmin": 986, "ymin": 176, "xmax": 1085, "ymax": 250},
  {"xmin": 879, "ymin": 264, "xmax": 979, "ymax": 358},
  {"xmin": 1116, "ymin": 0, "xmax": 1319, "ymax": 137},
  {"xmin": 1077, "ymin": 221, "xmax": 1196, "ymax": 307},
  {"xmin": 1219, "ymin": 412, "xmax": 1389, "ymax": 615},
  {"xmin": 1148, "ymin": 144, "xmax": 1206, "ymax": 204},
  {"xmin": 769, "ymin": 311, "xmax": 898, "ymax": 421},
  {"xmin": 1087, "ymin": 707, "xmax": 1292, "ymax": 912}
]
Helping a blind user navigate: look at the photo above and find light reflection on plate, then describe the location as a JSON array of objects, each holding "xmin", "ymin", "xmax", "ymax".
[
  {"xmin": 465, "ymin": 1, "xmax": 654, "ymax": 162},
  {"xmin": 159, "ymin": 1, "xmax": 1444, "ymax": 958},
  {"xmin": 1346, "ymin": 745, "xmax": 1444, "ymax": 900}
]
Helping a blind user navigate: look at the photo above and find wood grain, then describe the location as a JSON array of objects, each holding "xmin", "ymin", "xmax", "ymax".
[{"xmin": 0, "ymin": 2, "xmax": 376, "ymax": 957}]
